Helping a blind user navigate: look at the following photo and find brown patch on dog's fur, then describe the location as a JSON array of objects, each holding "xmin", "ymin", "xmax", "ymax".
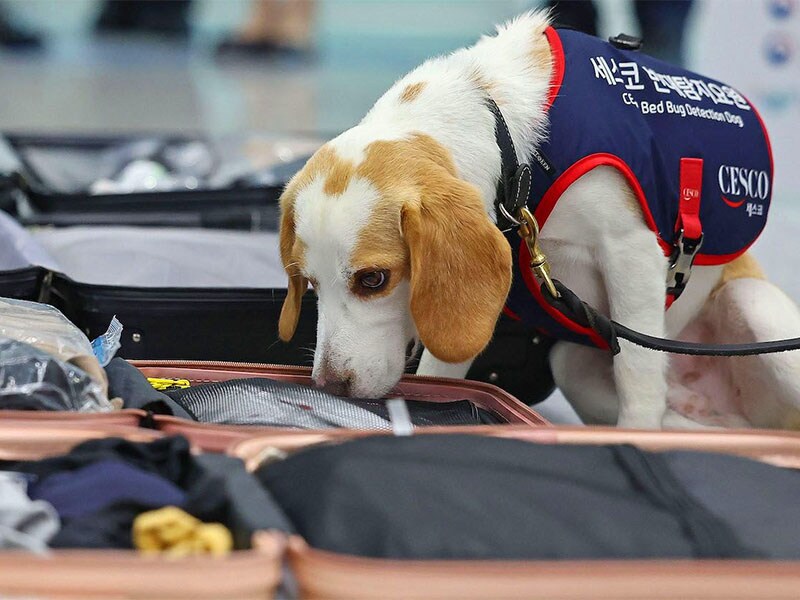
[
  {"xmin": 353, "ymin": 133, "xmax": 512, "ymax": 362},
  {"xmin": 348, "ymin": 212, "xmax": 409, "ymax": 301},
  {"xmin": 345, "ymin": 135, "xmax": 446, "ymax": 301},
  {"xmin": 399, "ymin": 81, "xmax": 426, "ymax": 103},
  {"xmin": 277, "ymin": 182, "xmax": 308, "ymax": 342},
  {"xmin": 323, "ymin": 157, "xmax": 355, "ymax": 196},
  {"xmin": 280, "ymin": 144, "xmax": 356, "ymax": 197},
  {"xmin": 712, "ymin": 253, "xmax": 766, "ymax": 297}
]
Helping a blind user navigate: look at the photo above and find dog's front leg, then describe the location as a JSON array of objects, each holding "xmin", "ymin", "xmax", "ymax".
[
  {"xmin": 599, "ymin": 232, "xmax": 669, "ymax": 429},
  {"xmin": 417, "ymin": 349, "xmax": 474, "ymax": 379}
]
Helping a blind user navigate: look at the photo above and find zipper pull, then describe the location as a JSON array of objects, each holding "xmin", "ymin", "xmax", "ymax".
[{"xmin": 37, "ymin": 270, "xmax": 54, "ymax": 304}]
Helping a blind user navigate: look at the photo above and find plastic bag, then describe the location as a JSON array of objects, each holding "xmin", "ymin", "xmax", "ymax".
[
  {"xmin": 91, "ymin": 316, "xmax": 123, "ymax": 367},
  {"xmin": 0, "ymin": 297, "xmax": 108, "ymax": 396},
  {"xmin": 0, "ymin": 337, "xmax": 113, "ymax": 412}
]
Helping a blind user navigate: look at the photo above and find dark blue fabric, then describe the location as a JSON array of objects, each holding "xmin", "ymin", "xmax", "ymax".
[
  {"xmin": 531, "ymin": 28, "xmax": 772, "ymax": 255},
  {"xmin": 506, "ymin": 28, "xmax": 773, "ymax": 347},
  {"xmin": 29, "ymin": 459, "xmax": 186, "ymax": 519}
]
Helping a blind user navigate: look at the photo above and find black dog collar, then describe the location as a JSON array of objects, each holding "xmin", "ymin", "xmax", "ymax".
[{"xmin": 486, "ymin": 96, "xmax": 533, "ymax": 230}]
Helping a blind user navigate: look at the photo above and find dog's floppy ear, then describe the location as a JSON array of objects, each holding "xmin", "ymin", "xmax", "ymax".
[
  {"xmin": 278, "ymin": 186, "xmax": 308, "ymax": 342},
  {"xmin": 402, "ymin": 174, "xmax": 512, "ymax": 363}
]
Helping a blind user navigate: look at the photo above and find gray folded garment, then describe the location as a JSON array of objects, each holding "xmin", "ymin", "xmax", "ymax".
[
  {"xmin": 165, "ymin": 378, "xmax": 498, "ymax": 430},
  {"xmin": 0, "ymin": 472, "xmax": 60, "ymax": 554},
  {"xmin": 168, "ymin": 378, "xmax": 389, "ymax": 429}
]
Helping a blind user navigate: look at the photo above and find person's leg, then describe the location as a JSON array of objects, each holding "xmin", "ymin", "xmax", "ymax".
[
  {"xmin": 0, "ymin": 2, "xmax": 42, "ymax": 48},
  {"xmin": 634, "ymin": 0, "xmax": 694, "ymax": 65},
  {"xmin": 218, "ymin": 0, "xmax": 316, "ymax": 56},
  {"xmin": 96, "ymin": 0, "xmax": 192, "ymax": 36}
]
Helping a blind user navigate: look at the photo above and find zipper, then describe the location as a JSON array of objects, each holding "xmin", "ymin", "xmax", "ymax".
[
  {"xmin": 132, "ymin": 359, "xmax": 525, "ymax": 390},
  {"xmin": 37, "ymin": 270, "xmax": 54, "ymax": 303}
]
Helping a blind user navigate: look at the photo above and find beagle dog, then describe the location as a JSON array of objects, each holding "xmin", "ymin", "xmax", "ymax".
[{"xmin": 278, "ymin": 12, "xmax": 800, "ymax": 429}]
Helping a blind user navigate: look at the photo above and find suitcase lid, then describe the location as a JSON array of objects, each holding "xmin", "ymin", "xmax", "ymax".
[
  {"xmin": 231, "ymin": 424, "xmax": 800, "ymax": 471},
  {"xmin": 0, "ymin": 421, "xmax": 162, "ymax": 461},
  {"xmin": 0, "ymin": 531, "xmax": 284, "ymax": 600}
]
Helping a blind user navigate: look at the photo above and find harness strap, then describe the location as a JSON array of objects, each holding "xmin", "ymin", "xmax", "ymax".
[
  {"xmin": 666, "ymin": 158, "xmax": 705, "ymax": 305},
  {"xmin": 676, "ymin": 158, "xmax": 704, "ymax": 241},
  {"xmin": 487, "ymin": 97, "xmax": 536, "ymax": 231}
]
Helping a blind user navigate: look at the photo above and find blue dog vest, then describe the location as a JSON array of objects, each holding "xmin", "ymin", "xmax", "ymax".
[{"xmin": 503, "ymin": 27, "xmax": 774, "ymax": 348}]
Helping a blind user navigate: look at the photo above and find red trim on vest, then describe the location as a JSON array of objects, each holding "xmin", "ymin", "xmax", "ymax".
[
  {"xmin": 742, "ymin": 92, "xmax": 775, "ymax": 256},
  {"xmin": 676, "ymin": 158, "xmax": 704, "ymax": 240},
  {"xmin": 544, "ymin": 27, "xmax": 565, "ymax": 111},
  {"xmin": 532, "ymin": 152, "xmax": 673, "ymax": 257},
  {"xmin": 502, "ymin": 306, "xmax": 521, "ymax": 321},
  {"xmin": 517, "ymin": 240, "xmax": 611, "ymax": 349},
  {"xmin": 748, "ymin": 96, "xmax": 775, "ymax": 186}
]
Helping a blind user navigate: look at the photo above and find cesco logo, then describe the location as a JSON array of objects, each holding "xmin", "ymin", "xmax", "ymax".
[{"xmin": 718, "ymin": 165, "xmax": 770, "ymax": 207}]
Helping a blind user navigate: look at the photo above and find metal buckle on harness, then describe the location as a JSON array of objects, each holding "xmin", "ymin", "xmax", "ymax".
[
  {"xmin": 666, "ymin": 229, "xmax": 704, "ymax": 300},
  {"xmin": 517, "ymin": 207, "xmax": 560, "ymax": 299}
]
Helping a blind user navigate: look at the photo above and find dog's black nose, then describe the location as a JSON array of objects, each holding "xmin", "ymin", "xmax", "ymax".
[{"xmin": 319, "ymin": 378, "xmax": 351, "ymax": 397}]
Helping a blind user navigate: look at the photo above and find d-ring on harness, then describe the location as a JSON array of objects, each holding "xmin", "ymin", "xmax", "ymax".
[{"xmin": 487, "ymin": 94, "xmax": 800, "ymax": 357}]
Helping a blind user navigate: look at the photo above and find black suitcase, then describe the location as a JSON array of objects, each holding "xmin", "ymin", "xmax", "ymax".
[
  {"xmin": 0, "ymin": 132, "xmax": 322, "ymax": 229},
  {"xmin": 0, "ymin": 132, "xmax": 555, "ymax": 405}
]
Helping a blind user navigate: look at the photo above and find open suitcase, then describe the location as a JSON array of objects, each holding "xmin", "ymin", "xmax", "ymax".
[
  {"xmin": 0, "ymin": 131, "xmax": 557, "ymax": 405},
  {"xmin": 230, "ymin": 425, "xmax": 800, "ymax": 600},
  {"xmin": 0, "ymin": 425, "xmax": 284, "ymax": 600}
]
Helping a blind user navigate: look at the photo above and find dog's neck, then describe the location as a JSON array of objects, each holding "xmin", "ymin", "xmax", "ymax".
[{"xmin": 331, "ymin": 12, "xmax": 554, "ymax": 220}]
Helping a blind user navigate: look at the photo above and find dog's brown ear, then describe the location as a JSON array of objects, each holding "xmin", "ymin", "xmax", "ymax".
[
  {"xmin": 402, "ymin": 174, "xmax": 512, "ymax": 363},
  {"xmin": 278, "ymin": 186, "xmax": 308, "ymax": 342}
]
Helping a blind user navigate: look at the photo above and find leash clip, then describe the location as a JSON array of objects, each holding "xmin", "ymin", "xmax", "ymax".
[
  {"xmin": 666, "ymin": 229, "xmax": 704, "ymax": 300},
  {"xmin": 516, "ymin": 207, "xmax": 560, "ymax": 299}
]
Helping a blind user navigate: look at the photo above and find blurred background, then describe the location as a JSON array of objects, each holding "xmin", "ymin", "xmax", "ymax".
[{"xmin": 0, "ymin": 1, "xmax": 793, "ymax": 134}]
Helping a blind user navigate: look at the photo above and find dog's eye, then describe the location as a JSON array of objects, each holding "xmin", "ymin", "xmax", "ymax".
[{"xmin": 357, "ymin": 270, "xmax": 388, "ymax": 291}]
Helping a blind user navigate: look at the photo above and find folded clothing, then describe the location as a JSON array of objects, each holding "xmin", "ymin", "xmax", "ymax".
[
  {"xmin": 256, "ymin": 435, "xmax": 800, "ymax": 561},
  {"xmin": 163, "ymin": 377, "xmax": 501, "ymax": 429},
  {"xmin": 105, "ymin": 358, "xmax": 193, "ymax": 419},
  {"xmin": 29, "ymin": 459, "xmax": 186, "ymax": 519},
  {"xmin": 9, "ymin": 436, "xmax": 292, "ymax": 550},
  {"xmin": 0, "ymin": 472, "xmax": 60, "ymax": 554}
]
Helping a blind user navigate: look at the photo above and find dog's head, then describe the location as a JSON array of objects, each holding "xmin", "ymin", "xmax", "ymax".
[{"xmin": 278, "ymin": 130, "xmax": 512, "ymax": 397}]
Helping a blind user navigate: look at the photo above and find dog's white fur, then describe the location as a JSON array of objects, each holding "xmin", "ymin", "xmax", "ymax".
[{"xmin": 282, "ymin": 11, "xmax": 800, "ymax": 428}]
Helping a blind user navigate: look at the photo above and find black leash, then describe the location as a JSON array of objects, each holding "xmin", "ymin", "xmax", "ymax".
[
  {"xmin": 614, "ymin": 323, "xmax": 800, "ymax": 356},
  {"xmin": 545, "ymin": 280, "xmax": 800, "ymax": 356},
  {"xmin": 486, "ymin": 94, "xmax": 800, "ymax": 357}
]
